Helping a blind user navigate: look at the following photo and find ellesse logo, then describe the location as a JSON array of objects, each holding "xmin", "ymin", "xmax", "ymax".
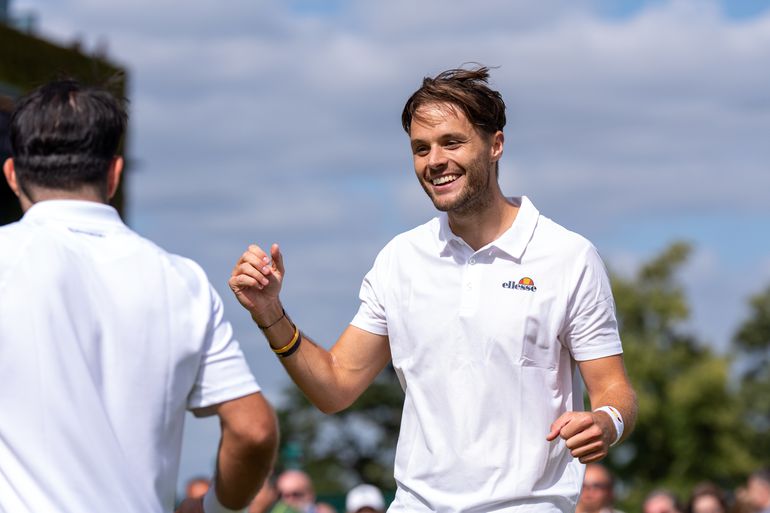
[{"xmin": 502, "ymin": 277, "xmax": 537, "ymax": 292}]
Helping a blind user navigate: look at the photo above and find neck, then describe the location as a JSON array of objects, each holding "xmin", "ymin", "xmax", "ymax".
[
  {"xmin": 447, "ymin": 191, "xmax": 519, "ymax": 251},
  {"xmin": 20, "ymin": 186, "xmax": 108, "ymax": 213}
]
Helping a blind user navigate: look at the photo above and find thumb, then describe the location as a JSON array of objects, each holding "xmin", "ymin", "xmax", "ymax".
[
  {"xmin": 546, "ymin": 414, "xmax": 571, "ymax": 441},
  {"xmin": 271, "ymin": 243, "xmax": 285, "ymax": 275}
]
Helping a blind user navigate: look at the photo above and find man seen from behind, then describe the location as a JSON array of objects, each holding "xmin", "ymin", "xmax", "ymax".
[{"xmin": 0, "ymin": 79, "xmax": 278, "ymax": 513}]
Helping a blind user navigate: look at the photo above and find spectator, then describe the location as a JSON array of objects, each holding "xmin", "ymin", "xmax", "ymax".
[
  {"xmin": 644, "ymin": 490, "xmax": 683, "ymax": 513},
  {"xmin": 316, "ymin": 503, "xmax": 338, "ymax": 513},
  {"xmin": 276, "ymin": 470, "xmax": 319, "ymax": 513},
  {"xmin": 577, "ymin": 464, "xmax": 622, "ymax": 513},
  {"xmin": 184, "ymin": 476, "xmax": 211, "ymax": 501},
  {"xmin": 346, "ymin": 484, "xmax": 385, "ymax": 513},
  {"xmin": 249, "ymin": 476, "xmax": 300, "ymax": 513},
  {"xmin": 748, "ymin": 469, "xmax": 770, "ymax": 513},
  {"xmin": 687, "ymin": 483, "xmax": 728, "ymax": 513}
]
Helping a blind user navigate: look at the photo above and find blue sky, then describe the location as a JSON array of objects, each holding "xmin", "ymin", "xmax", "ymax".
[{"xmin": 10, "ymin": 0, "xmax": 770, "ymax": 495}]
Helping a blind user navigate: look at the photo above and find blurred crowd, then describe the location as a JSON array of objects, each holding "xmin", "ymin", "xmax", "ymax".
[
  {"xmin": 180, "ymin": 464, "xmax": 770, "ymax": 513},
  {"xmin": 576, "ymin": 465, "xmax": 770, "ymax": 513},
  {"xmin": 182, "ymin": 469, "xmax": 386, "ymax": 513}
]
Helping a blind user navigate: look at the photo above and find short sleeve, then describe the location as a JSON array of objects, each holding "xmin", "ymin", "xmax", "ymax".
[
  {"xmin": 350, "ymin": 244, "xmax": 390, "ymax": 336},
  {"xmin": 561, "ymin": 244, "xmax": 623, "ymax": 361},
  {"xmin": 187, "ymin": 284, "xmax": 260, "ymax": 411}
]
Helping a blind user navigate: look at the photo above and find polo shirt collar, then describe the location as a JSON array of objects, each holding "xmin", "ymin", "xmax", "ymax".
[
  {"xmin": 436, "ymin": 196, "xmax": 540, "ymax": 260},
  {"xmin": 22, "ymin": 199, "xmax": 125, "ymax": 227}
]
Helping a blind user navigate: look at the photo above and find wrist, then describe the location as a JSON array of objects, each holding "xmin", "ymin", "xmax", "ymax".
[
  {"xmin": 593, "ymin": 406, "xmax": 624, "ymax": 446},
  {"xmin": 250, "ymin": 301, "xmax": 283, "ymax": 327}
]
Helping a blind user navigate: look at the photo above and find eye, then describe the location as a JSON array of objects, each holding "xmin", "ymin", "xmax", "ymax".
[
  {"xmin": 444, "ymin": 140, "xmax": 461, "ymax": 149},
  {"xmin": 413, "ymin": 145, "xmax": 429, "ymax": 157}
]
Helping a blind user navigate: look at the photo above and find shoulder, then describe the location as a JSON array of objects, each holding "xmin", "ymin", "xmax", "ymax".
[
  {"xmin": 536, "ymin": 214, "xmax": 593, "ymax": 252},
  {"xmin": 0, "ymin": 221, "xmax": 31, "ymax": 281},
  {"xmin": 386, "ymin": 217, "xmax": 440, "ymax": 251},
  {"xmin": 371, "ymin": 217, "xmax": 440, "ymax": 265},
  {"xmin": 116, "ymin": 228, "xmax": 215, "ymax": 301},
  {"xmin": 156, "ymin": 246, "xmax": 214, "ymax": 300},
  {"xmin": 533, "ymin": 214, "xmax": 601, "ymax": 264},
  {"xmin": 0, "ymin": 220, "xmax": 28, "ymax": 255}
]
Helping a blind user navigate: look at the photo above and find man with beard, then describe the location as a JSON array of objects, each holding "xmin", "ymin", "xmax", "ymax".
[{"xmin": 229, "ymin": 66, "xmax": 637, "ymax": 513}]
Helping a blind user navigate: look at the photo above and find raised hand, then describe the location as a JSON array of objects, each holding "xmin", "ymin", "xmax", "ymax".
[{"xmin": 229, "ymin": 243, "xmax": 285, "ymax": 322}]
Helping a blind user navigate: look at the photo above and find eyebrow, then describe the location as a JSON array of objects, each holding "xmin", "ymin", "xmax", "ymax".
[{"xmin": 411, "ymin": 132, "xmax": 470, "ymax": 144}]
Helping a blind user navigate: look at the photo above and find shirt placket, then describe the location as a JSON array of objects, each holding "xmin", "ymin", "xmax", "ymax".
[{"xmin": 459, "ymin": 252, "xmax": 483, "ymax": 316}]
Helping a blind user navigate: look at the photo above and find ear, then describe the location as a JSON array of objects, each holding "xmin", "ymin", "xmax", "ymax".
[
  {"xmin": 490, "ymin": 131, "xmax": 504, "ymax": 163},
  {"xmin": 106, "ymin": 156, "xmax": 124, "ymax": 200},
  {"xmin": 3, "ymin": 158, "xmax": 21, "ymax": 198}
]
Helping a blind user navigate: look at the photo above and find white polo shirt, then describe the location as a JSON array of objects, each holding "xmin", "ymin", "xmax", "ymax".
[
  {"xmin": 351, "ymin": 196, "xmax": 622, "ymax": 513},
  {"xmin": 0, "ymin": 200, "xmax": 259, "ymax": 513}
]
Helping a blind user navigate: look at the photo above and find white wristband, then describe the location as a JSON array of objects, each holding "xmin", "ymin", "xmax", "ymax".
[
  {"xmin": 593, "ymin": 406, "xmax": 624, "ymax": 447},
  {"xmin": 202, "ymin": 482, "xmax": 246, "ymax": 513}
]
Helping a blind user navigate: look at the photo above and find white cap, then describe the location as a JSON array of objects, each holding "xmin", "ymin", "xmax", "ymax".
[{"xmin": 345, "ymin": 484, "xmax": 385, "ymax": 513}]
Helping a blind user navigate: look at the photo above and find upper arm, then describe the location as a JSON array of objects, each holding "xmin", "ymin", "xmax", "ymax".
[
  {"xmin": 188, "ymin": 282, "xmax": 260, "ymax": 412},
  {"xmin": 201, "ymin": 392, "xmax": 278, "ymax": 444}
]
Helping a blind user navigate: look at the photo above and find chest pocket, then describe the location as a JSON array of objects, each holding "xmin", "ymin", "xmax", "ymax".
[{"xmin": 490, "ymin": 284, "xmax": 562, "ymax": 370}]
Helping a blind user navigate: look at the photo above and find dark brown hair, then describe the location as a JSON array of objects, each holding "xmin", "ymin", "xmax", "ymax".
[
  {"xmin": 10, "ymin": 78, "xmax": 127, "ymax": 193},
  {"xmin": 401, "ymin": 65, "xmax": 506, "ymax": 136}
]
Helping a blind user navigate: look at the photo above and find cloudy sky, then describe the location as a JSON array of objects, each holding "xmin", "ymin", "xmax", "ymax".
[{"xmin": 10, "ymin": 0, "xmax": 770, "ymax": 494}]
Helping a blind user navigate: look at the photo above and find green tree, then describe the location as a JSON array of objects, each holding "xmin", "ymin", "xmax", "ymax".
[
  {"xmin": 732, "ymin": 285, "xmax": 770, "ymax": 463},
  {"xmin": 275, "ymin": 365, "xmax": 402, "ymax": 494},
  {"xmin": 609, "ymin": 242, "xmax": 756, "ymax": 509}
]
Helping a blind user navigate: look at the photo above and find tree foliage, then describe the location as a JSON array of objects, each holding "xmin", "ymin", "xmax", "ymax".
[
  {"xmin": 732, "ymin": 285, "xmax": 770, "ymax": 462},
  {"xmin": 276, "ymin": 365, "xmax": 402, "ymax": 494},
  {"xmin": 609, "ymin": 242, "xmax": 757, "ymax": 509}
]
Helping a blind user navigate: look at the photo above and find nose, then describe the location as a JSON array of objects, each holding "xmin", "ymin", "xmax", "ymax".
[{"xmin": 427, "ymin": 145, "xmax": 448, "ymax": 170}]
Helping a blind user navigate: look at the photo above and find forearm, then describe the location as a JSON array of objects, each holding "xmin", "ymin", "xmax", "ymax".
[
  {"xmin": 589, "ymin": 380, "xmax": 637, "ymax": 444},
  {"xmin": 255, "ymin": 303, "xmax": 355, "ymax": 413},
  {"xmin": 211, "ymin": 394, "xmax": 279, "ymax": 510},
  {"xmin": 254, "ymin": 302, "xmax": 388, "ymax": 414}
]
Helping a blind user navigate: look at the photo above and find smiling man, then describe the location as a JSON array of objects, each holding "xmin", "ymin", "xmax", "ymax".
[{"xmin": 229, "ymin": 66, "xmax": 637, "ymax": 513}]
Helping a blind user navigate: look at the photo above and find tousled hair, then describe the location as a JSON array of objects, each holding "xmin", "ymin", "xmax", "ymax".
[
  {"xmin": 401, "ymin": 65, "xmax": 506, "ymax": 136},
  {"xmin": 9, "ymin": 78, "xmax": 127, "ymax": 194}
]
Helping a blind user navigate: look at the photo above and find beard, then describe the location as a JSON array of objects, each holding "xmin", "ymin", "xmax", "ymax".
[{"xmin": 420, "ymin": 156, "xmax": 495, "ymax": 216}]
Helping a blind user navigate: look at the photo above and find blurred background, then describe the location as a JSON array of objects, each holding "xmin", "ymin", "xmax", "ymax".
[{"xmin": 2, "ymin": 0, "xmax": 769, "ymax": 511}]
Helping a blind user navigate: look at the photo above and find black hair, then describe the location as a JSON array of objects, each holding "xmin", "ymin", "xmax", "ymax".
[{"xmin": 9, "ymin": 78, "xmax": 127, "ymax": 193}]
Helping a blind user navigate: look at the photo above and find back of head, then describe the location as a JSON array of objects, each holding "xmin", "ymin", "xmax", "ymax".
[
  {"xmin": 9, "ymin": 78, "xmax": 127, "ymax": 196},
  {"xmin": 401, "ymin": 65, "xmax": 506, "ymax": 136}
]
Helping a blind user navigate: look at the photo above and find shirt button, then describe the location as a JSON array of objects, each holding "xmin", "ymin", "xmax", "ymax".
[
  {"xmin": 466, "ymin": 282, "xmax": 472, "ymax": 290},
  {"xmin": 469, "ymin": 258, "xmax": 476, "ymax": 265}
]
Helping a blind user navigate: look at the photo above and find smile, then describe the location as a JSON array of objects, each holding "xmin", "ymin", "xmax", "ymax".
[{"xmin": 431, "ymin": 175, "xmax": 460, "ymax": 186}]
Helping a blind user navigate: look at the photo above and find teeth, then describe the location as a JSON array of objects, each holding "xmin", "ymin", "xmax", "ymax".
[{"xmin": 432, "ymin": 175, "xmax": 458, "ymax": 185}]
